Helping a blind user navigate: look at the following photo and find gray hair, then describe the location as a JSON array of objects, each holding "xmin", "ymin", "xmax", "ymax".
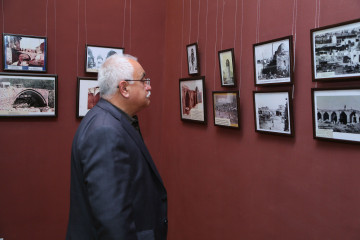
[{"xmin": 98, "ymin": 54, "xmax": 138, "ymax": 98}]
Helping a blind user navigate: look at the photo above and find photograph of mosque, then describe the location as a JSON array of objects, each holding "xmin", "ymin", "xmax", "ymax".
[
  {"xmin": 312, "ymin": 88, "xmax": 360, "ymax": 143},
  {"xmin": 253, "ymin": 36, "xmax": 293, "ymax": 85},
  {"xmin": 180, "ymin": 77, "xmax": 205, "ymax": 123},
  {"xmin": 218, "ymin": 49, "xmax": 236, "ymax": 87},
  {"xmin": 311, "ymin": 19, "xmax": 360, "ymax": 81}
]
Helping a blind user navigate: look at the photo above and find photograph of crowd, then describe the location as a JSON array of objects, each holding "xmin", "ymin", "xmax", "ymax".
[
  {"xmin": 213, "ymin": 91, "xmax": 239, "ymax": 128},
  {"xmin": 180, "ymin": 77, "xmax": 206, "ymax": 123},
  {"xmin": 312, "ymin": 88, "xmax": 360, "ymax": 143},
  {"xmin": 86, "ymin": 45, "xmax": 124, "ymax": 73},
  {"xmin": 3, "ymin": 34, "xmax": 46, "ymax": 72},
  {"xmin": 253, "ymin": 36, "xmax": 293, "ymax": 85},
  {"xmin": 77, "ymin": 77, "xmax": 99, "ymax": 118},
  {"xmin": 311, "ymin": 19, "xmax": 360, "ymax": 81},
  {"xmin": 218, "ymin": 49, "xmax": 236, "ymax": 87},
  {"xmin": 254, "ymin": 91, "xmax": 292, "ymax": 136},
  {"xmin": 0, "ymin": 73, "xmax": 56, "ymax": 117}
]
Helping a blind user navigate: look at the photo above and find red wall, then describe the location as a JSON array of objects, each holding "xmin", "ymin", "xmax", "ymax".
[
  {"xmin": 1, "ymin": 0, "xmax": 360, "ymax": 239},
  {"xmin": 0, "ymin": 0, "xmax": 166, "ymax": 239},
  {"xmin": 161, "ymin": 0, "xmax": 360, "ymax": 240}
]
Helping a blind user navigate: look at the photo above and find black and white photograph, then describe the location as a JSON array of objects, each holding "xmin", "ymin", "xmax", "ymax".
[
  {"xmin": 311, "ymin": 18, "xmax": 360, "ymax": 81},
  {"xmin": 77, "ymin": 77, "xmax": 99, "ymax": 118},
  {"xmin": 85, "ymin": 45, "xmax": 124, "ymax": 73},
  {"xmin": 0, "ymin": 73, "xmax": 57, "ymax": 117},
  {"xmin": 253, "ymin": 36, "xmax": 293, "ymax": 86},
  {"xmin": 3, "ymin": 33, "xmax": 47, "ymax": 72},
  {"xmin": 312, "ymin": 88, "xmax": 360, "ymax": 144},
  {"xmin": 218, "ymin": 48, "xmax": 236, "ymax": 87},
  {"xmin": 179, "ymin": 77, "xmax": 206, "ymax": 123},
  {"xmin": 186, "ymin": 43, "xmax": 200, "ymax": 75},
  {"xmin": 253, "ymin": 90, "xmax": 293, "ymax": 136},
  {"xmin": 212, "ymin": 91, "xmax": 239, "ymax": 128}
]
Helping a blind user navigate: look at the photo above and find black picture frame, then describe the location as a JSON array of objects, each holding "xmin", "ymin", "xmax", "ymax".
[
  {"xmin": 253, "ymin": 35, "xmax": 294, "ymax": 86},
  {"xmin": 212, "ymin": 91, "xmax": 240, "ymax": 128},
  {"xmin": 186, "ymin": 42, "xmax": 200, "ymax": 76},
  {"xmin": 311, "ymin": 87, "xmax": 360, "ymax": 144},
  {"xmin": 76, "ymin": 77, "xmax": 99, "ymax": 118},
  {"xmin": 85, "ymin": 44, "xmax": 124, "ymax": 73},
  {"xmin": 2, "ymin": 33, "xmax": 47, "ymax": 72},
  {"xmin": 179, "ymin": 76, "xmax": 206, "ymax": 124},
  {"xmin": 310, "ymin": 18, "xmax": 360, "ymax": 82},
  {"xmin": 0, "ymin": 72, "xmax": 57, "ymax": 117},
  {"xmin": 253, "ymin": 89, "xmax": 294, "ymax": 136},
  {"xmin": 218, "ymin": 48, "xmax": 236, "ymax": 87}
]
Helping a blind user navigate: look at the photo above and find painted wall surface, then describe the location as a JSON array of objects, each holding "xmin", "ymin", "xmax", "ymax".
[
  {"xmin": 0, "ymin": 0, "xmax": 166, "ymax": 239},
  {"xmin": 161, "ymin": 0, "xmax": 360, "ymax": 240},
  {"xmin": 1, "ymin": 0, "xmax": 360, "ymax": 239}
]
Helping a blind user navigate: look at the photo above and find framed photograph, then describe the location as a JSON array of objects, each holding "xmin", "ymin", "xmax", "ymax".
[
  {"xmin": 311, "ymin": 18, "xmax": 360, "ymax": 82},
  {"xmin": 253, "ymin": 35, "xmax": 294, "ymax": 86},
  {"xmin": 312, "ymin": 87, "xmax": 360, "ymax": 144},
  {"xmin": 218, "ymin": 48, "xmax": 236, "ymax": 87},
  {"xmin": 85, "ymin": 45, "xmax": 124, "ymax": 73},
  {"xmin": 3, "ymin": 33, "xmax": 47, "ymax": 72},
  {"xmin": 186, "ymin": 43, "xmax": 200, "ymax": 75},
  {"xmin": 0, "ymin": 73, "xmax": 57, "ymax": 117},
  {"xmin": 76, "ymin": 77, "xmax": 99, "ymax": 118},
  {"xmin": 179, "ymin": 76, "xmax": 206, "ymax": 124},
  {"xmin": 253, "ymin": 90, "xmax": 294, "ymax": 136},
  {"xmin": 212, "ymin": 91, "xmax": 239, "ymax": 128}
]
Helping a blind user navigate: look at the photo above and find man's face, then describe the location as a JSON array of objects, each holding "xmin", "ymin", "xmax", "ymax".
[{"xmin": 128, "ymin": 59, "xmax": 151, "ymax": 111}]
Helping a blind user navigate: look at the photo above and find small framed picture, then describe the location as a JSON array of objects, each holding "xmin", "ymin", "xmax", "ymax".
[
  {"xmin": 85, "ymin": 45, "xmax": 124, "ymax": 73},
  {"xmin": 186, "ymin": 43, "xmax": 200, "ymax": 75},
  {"xmin": 218, "ymin": 48, "xmax": 236, "ymax": 87},
  {"xmin": 3, "ymin": 33, "xmax": 47, "ymax": 72},
  {"xmin": 253, "ymin": 35, "xmax": 293, "ymax": 86},
  {"xmin": 179, "ymin": 76, "xmax": 206, "ymax": 124},
  {"xmin": 0, "ymin": 73, "xmax": 57, "ymax": 117},
  {"xmin": 212, "ymin": 91, "xmax": 239, "ymax": 128},
  {"xmin": 311, "ymin": 18, "xmax": 360, "ymax": 82},
  {"xmin": 253, "ymin": 90, "xmax": 294, "ymax": 136},
  {"xmin": 76, "ymin": 77, "xmax": 99, "ymax": 118},
  {"xmin": 312, "ymin": 87, "xmax": 360, "ymax": 144}
]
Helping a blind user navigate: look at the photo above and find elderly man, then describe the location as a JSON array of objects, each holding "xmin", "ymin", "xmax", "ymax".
[{"xmin": 66, "ymin": 54, "xmax": 167, "ymax": 240}]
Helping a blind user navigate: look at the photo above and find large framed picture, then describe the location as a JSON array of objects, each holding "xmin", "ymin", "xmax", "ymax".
[
  {"xmin": 179, "ymin": 76, "xmax": 206, "ymax": 124},
  {"xmin": 312, "ymin": 87, "xmax": 360, "ymax": 144},
  {"xmin": 253, "ymin": 35, "xmax": 293, "ymax": 86},
  {"xmin": 218, "ymin": 48, "xmax": 236, "ymax": 87},
  {"xmin": 0, "ymin": 73, "xmax": 57, "ymax": 117},
  {"xmin": 85, "ymin": 45, "xmax": 124, "ymax": 73},
  {"xmin": 311, "ymin": 18, "xmax": 360, "ymax": 82},
  {"xmin": 76, "ymin": 77, "xmax": 99, "ymax": 118},
  {"xmin": 3, "ymin": 33, "xmax": 47, "ymax": 72},
  {"xmin": 253, "ymin": 90, "xmax": 294, "ymax": 136},
  {"xmin": 186, "ymin": 43, "xmax": 200, "ymax": 75},
  {"xmin": 212, "ymin": 91, "xmax": 239, "ymax": 128}
]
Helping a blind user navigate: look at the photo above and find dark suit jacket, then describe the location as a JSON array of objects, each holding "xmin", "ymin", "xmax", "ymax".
[{"xmin": 66, "ymin": 99, "xmax": 167, "ymax": 240}]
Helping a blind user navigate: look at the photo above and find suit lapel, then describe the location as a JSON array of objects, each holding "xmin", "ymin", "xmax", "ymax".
[{"xmin": 96, "ymin": 99, "xmax": 165, "ymax": 189}]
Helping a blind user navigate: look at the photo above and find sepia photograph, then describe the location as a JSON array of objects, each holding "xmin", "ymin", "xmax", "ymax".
[
  {"xmin": 218, "ymin": 48, "xmax": 236, "ymax": 87},
  {"xmin": 253, "ymin": 90, "xmax": 293, "ymax": 136},
  {"xmin": 253, "ymin": 36, "xmax": 293, "ymax": 86},
  {"xmin": 77, "ymin": 77, "xmax": 99, "ymax": 118},
  {"xmin": 85, "ymin": 45, "xmax": 124, "ymax": 73},
  {"xmin": 179, "ymin": 76, "xmax": 206, "ymax": 123},
  {"xmin": 312, "ymin": 87, "xmax": 360, "ymax": 144},
  {"xmin": 0, "ymin": 73, "xmax": 57, "ymax": 117},
  {"xmin": 3, "ymin": 33, "xmax": 47, "ymax": 72},
  {"xmin": 311, "ymin": 18, "xmax": 360, "ymax": 81},
  {"xmin": 212, "ymin": 91, "xmax": 239, "ymax": 128},
  {"xmin": 186, "ymin": 43, "xmax": 200, "ymax": 75}
]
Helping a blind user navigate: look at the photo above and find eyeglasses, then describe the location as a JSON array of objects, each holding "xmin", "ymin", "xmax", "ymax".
[{"xmin": 125, "ymin": 78, "xmax": 151, "ymax": 86}]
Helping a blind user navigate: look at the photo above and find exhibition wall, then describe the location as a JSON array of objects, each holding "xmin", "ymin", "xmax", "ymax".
[{"xmin": 1, "ymin": 0, "xmax": 360, "ymax": 239}]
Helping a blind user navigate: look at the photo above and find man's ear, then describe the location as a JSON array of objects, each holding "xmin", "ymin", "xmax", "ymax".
[{"xmin": 118, "ymin": 81, "xmax": 130, "ymax": 98}]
